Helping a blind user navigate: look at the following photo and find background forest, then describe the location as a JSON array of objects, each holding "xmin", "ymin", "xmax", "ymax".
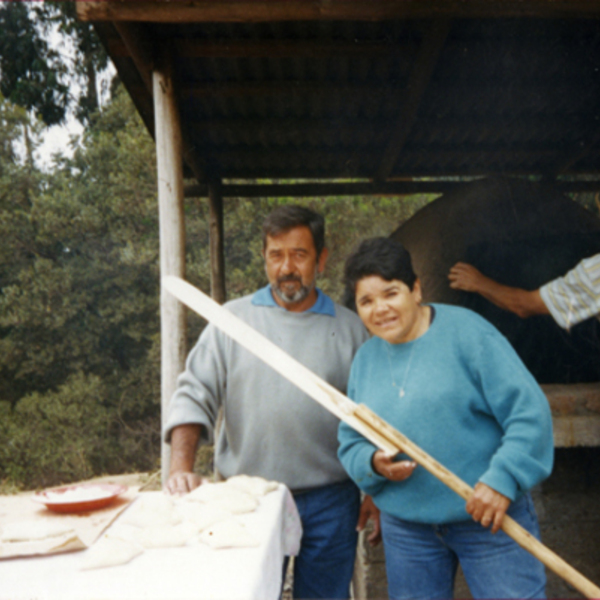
[{"xmin": 0, "ymin": 1, "xmax": 433, "ymax": 492}]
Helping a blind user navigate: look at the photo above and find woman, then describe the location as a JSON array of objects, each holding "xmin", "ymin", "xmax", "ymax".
[{"xmin": 338, "ymin": 237, "xmax": 554, "ymax": 600}]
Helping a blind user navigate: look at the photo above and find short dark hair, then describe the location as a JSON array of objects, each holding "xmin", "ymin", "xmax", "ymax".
[
  {"xmin": 343, "ymin": 237, "xmax": 417, "ymax": 309},
  {"xmin": 262, "ymin": 205, "xmax": 325, "ymax": 258}
]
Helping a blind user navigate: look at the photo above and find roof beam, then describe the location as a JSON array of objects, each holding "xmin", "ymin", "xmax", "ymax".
[
  {"xmin": 183, "ymin": 179, "xmax": 600, "ymax": 199},
  {"xmin": 180, "ymin": 81, "xmax": 404, "ymax": 98},
  {"xmin": 77, "ymin": 1, "xmax": 600, "ymax": 23},
  {"xmin": 108, "ymin": 38, "xmax": 411, "ymax": 60},
  {"xmin": 375, "ymin": 19, "xmax": 450, "ymax": 181}
]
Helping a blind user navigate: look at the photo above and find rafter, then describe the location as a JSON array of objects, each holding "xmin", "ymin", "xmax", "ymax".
[
  {"xmin": 108, "ymin": 38, "xmax": 413, "ymax": 60},
  {"xmin": 375, "ymin": 19, "xmax": 451, "ymax": 181},
  {"xmin": 76, "ymin": 1, "xmax": 600, "ymax": 23},
  {"xmin": 183, "ymin": 179, "xmax": 600, "ymax": 199}
]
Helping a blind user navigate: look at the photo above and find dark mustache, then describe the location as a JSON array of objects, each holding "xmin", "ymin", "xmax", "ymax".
[{"xmin": 277, "ymin": 275, "xmax": 302, "ymax": 284}]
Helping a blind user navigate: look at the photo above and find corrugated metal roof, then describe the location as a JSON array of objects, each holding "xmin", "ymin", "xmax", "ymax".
[{"xmin": 81, "ymin": 7, "xmax": 600, "ymax": 186}]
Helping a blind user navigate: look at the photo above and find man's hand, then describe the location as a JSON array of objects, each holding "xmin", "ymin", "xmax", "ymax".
[
  {"xmin": 165, "ymin": 471, "xmax": 203, "ymax": 496},
  {"xmin": 357, "ymin": 495, "xmax": 382, "ymax": 546},
  {"xmin": 164, "ymin": 424, "xmax": 202, "ymax": 496},
  {"xmin": 466, "ymin": 482, "xmax": 511, "ymax": 534},
  {"xmin": 372, "ymin": 450, "xmax": 417, "ymax": 482},
  {"xmin": 448, "ymin": 262, "xmax": 487, "ymax": 293}
]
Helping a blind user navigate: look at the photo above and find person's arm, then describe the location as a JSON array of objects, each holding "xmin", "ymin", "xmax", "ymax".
[
  {"xmin": 163, "ymin": 323, "xmax": 228, "ymax": 494},
  {"xmin": 473, "ymin": 326, "xmax": 554, "ymax": 509},
  {"xmin": 165, "ymin": 424, "xmax": 204, "ymax": 495},
  {"xmin": 448, "ymin": 262, "xmax": 549, "ymax": 319}
]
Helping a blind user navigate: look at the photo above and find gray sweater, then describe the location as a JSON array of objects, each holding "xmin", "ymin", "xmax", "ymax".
[{"xmin": 164, "ymin": 289, "xmax": 369, "ymax": 490}]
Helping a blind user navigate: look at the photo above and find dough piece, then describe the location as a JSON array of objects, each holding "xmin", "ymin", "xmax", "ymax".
[
  {"xmin": 175, "ymin": 501, "xmax": 232, "ymax": 531},
  {"xmin": 226, "ymin": 475, "xmax": 279, "ymax": 497},
  {"xmin": 104, "ymin": 523, "xmax": 140, "ymax": 544},
  {"xmin": 200, "ymin": 518, "xmax": 259, "ymax": 549},
  {"xmin": 81, "ymin": 534, "xmax": 143, "ymax": 570},
  {"xmin": 185, "ymin": 483, "xmax": 258, "ymax": 514},
  {"xmin": 120, "ymin": 492, "xmax": 181, "ymax": 528},
  {"xmin": 0, "ymin": 520, "xmax": 75, "ymax": 542},
  {"xmin": 137, "ymin": 521, "xmax": 198, "ymax": 549}
]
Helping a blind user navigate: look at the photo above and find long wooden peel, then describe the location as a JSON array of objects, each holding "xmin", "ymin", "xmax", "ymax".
[{"xmin": 163, "ymin": 276, "xmax": 600, "ymax": 599}]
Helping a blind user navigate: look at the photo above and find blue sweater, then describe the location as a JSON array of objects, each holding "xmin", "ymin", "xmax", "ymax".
[{"xmin": 338, "ymin": 304, "xmax": 554, "ymax": 524}]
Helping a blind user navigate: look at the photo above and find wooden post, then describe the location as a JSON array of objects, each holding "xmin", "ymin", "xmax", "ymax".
[
  {"xmin": 153, "ymin": 52, "xmax": 187, "ymax": 487},
  {"xmin": 208, "ymin": 180, "xmax": 227, "ymax": 304}
]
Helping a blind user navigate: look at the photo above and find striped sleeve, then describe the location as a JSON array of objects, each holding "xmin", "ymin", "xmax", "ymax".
[{"xmin": 539, "ymin": 253, "xmax": 600, "ymax": 329}]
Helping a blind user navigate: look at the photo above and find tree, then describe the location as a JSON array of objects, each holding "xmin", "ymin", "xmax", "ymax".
[
  {"xmin": 0, "ymin": 1, "xmax": 112, "ymax": 128},
  {"xmin": 0, "ymin": 1, "xmax": 69, "ymax": 126},
  {"xmin": 0, "ymin": 85, "xmax": 163, "ymax": 488},
  {"xmin": 43, "ymin": 1, "xmax": 111, "ymax": 124}
]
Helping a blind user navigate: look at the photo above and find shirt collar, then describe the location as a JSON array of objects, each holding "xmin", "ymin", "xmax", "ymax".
[{"xmin": 252, "ymin": 285, "xmax": 336, "ymax": 316}]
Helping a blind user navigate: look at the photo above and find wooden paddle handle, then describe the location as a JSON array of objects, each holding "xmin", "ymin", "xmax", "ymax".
[{"xmin": 353, "ymin": 404, "xmax": 600, "ymax": 599}]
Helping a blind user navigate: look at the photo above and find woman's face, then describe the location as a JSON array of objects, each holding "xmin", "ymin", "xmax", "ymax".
[{"xmin": 355, "ymin": 275, "xmax": 424, "ymax": 344}]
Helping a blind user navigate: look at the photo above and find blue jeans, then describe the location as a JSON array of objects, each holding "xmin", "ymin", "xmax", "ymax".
[
  {"xmin": 381, "ymin": 493, "xmax": 546, "ymax": 600},
  {"xmin": 289, "ymin": 479, "xmax": 360, "ymax": 599}
]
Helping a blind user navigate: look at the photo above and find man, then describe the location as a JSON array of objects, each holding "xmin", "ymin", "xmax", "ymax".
[
  {"xmin": 164, "ymin": 205, "xmax": 376, "ymax": 599},
  {"xmin": 448, "ymin": 254, "xmax": 600, "ymax": 329}
]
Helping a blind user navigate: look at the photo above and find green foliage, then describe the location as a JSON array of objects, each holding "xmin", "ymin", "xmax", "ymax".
[
  {"xmin": 0, "ymin": 86, "xmax": 162, "ymax": 487},
  {"xmin": 0, "ymin": 1, "xmax": 69, "ymax": 126}
]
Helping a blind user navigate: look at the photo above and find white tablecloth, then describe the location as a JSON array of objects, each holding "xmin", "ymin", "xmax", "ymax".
[{"xmin": 0, "ymin": 485, "xmax": 302, "ymax": 600}]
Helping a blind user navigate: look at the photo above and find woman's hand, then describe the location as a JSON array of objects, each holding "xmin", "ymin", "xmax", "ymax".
[
  {"xmin": 372, "ymin": 450, "xmax": 417, "ymax": 482},
  {"xmin": 466, "ymin": 482, "xmax": 511, "ymax": 534}
]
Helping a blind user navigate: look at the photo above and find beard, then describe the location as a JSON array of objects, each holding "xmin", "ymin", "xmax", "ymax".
[{"xmin": 272, "ymin": 274, "xmax": 314, "ymax": 305}]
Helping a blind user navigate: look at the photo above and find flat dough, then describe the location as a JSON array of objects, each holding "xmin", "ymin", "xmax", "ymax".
[
  {"xmin": 0, "ymin": 520, "xmax": 75, "ymax": 543},
  {"xmin": 137, "ymin": 522, "xmax": 198, "ymax": 549},
  {"xmin": 226, "ymin": 475, "xmax": 279, "ymax": 498},
  {"xmin": 81, "ymin": 534, "xmax": 143, "ymax": 570},
  {"xmin": 121, "ymin": 492, "xmax": 181, "ymax": 528},
  {"xmin": 200, "ymin": 518, "xmax": 259, "ymax": 549},
  {"xmin": 185, "ymin": 483, "xmax": 258, "ymax": 514},
  {"xmin": 175, "ymin": 502, "xmax": 232, "ymax": 531}
]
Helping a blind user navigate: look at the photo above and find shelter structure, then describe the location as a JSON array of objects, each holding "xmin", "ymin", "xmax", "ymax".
[{"xmin": 75, "ymin": 1, "xmax": 600, "ymax": 473}]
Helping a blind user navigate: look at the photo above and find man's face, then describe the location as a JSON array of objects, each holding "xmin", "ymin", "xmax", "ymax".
[{"xmin": 263, "ymin": 225, "xmax": 328, "ymax": 311}]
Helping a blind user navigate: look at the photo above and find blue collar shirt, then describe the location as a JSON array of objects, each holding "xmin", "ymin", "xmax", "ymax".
[{"xmin": 251, "ymin": 285, "xmax": 336, "ymax": 316}]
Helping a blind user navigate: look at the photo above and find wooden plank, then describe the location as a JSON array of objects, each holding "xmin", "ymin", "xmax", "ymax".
[
  {"xmin": 182, "ymin": 179, "xmax": 600, "ymax": 199},
  {"xmin": 543, "ymin": 382, "xmax": 600, "ymax": 447},
  {"xmin": 76, "ymin": 1, "xmax": 600, "ymax": 23},
  {"xmin": 180, "ymin": 82, "xmax": 402, "ymax": 99},
  {"xmin": 553, "ymin": 415, "xmax": 600, "ymax": 447},
  {"xmin": 184, "ymin": 181, "xmax": 450, "ymax": 198},
  {"xmin": 208, "ymin": 180, "xmax": 227, "ymax": 304},
  {"xmin": 153, "ymin": 52, "xmax": 187, "ymax": 487},
  {"xmin": 176, "ymin": 39, "xmax": 411, "ymax": 59}
]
